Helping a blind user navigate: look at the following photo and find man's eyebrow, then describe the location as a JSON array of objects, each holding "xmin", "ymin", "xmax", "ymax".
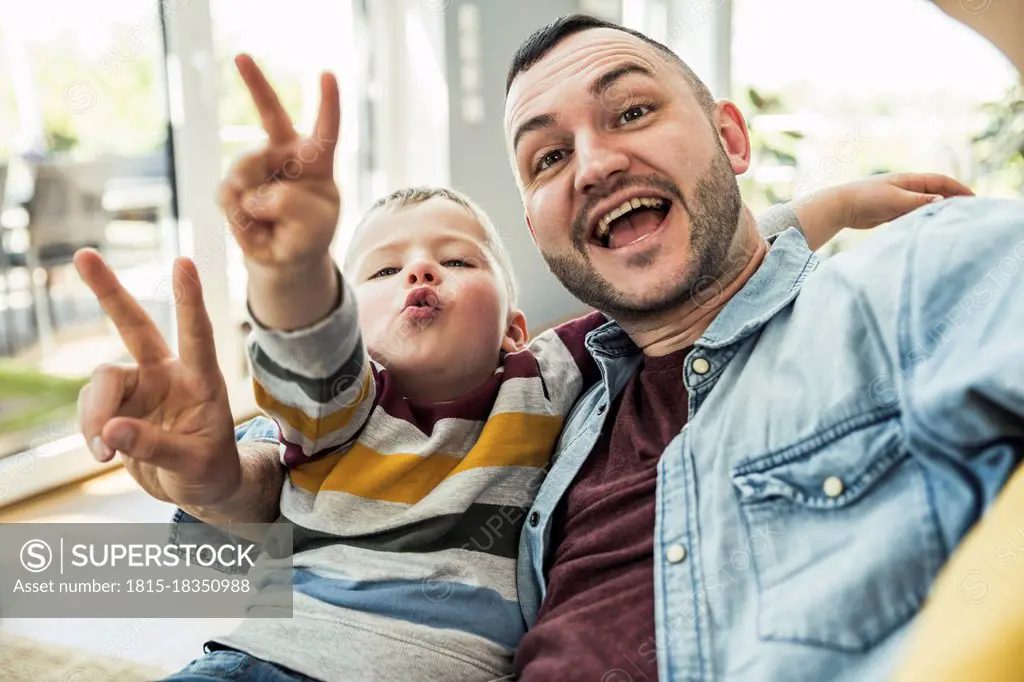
[
  {"xmin": 511, "ymin": 64, "xmax": 655, "ymax": 155},
  {"xmin": 512, "ymin": 113, "xmax": 556, "ymax": 155},
  {"xmin": 590, "ymin": 63, "xmax": 654, "ymax": 98}
]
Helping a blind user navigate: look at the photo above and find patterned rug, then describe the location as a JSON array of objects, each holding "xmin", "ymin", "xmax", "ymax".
[{"xmin": 0, "ymin": 631, "xmax": 170, "ymax": 681}]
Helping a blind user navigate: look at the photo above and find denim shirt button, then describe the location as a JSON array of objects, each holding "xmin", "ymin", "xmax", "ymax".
[
  {"xmin": 823, "ymin": 476, "xmax": 845, "ymax": 498},
  {"xmin": 529, "ymin": 511, "xmax": 540, "ymax": 527},
  {"xmin": 692, "ymin": 357, "xmax": 710, "ymax": 375},
  {"xmin": 666, "ymin": 544, "xmax": 687, "ymax": 564}
]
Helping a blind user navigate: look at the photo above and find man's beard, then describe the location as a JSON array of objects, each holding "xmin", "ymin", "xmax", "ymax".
[{"xmin": 542, "ymin": 146, "xmax": 741, "ymax": 320}]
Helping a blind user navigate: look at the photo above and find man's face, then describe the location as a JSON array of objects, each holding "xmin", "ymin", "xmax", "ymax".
[{"xmin": 505, "ymin": 28, "xmax": 746, "ymax": 318}]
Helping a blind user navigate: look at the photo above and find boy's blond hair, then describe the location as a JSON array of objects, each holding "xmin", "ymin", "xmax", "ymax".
[{"xmin": 346, "ymin": 186, "xmax": 519, "ymax": 309}]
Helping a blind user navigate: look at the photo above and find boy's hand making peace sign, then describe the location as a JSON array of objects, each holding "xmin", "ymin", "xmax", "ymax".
[{"xmin": 220, "ymin": 55, "xmax": 343, "ymax": 331}]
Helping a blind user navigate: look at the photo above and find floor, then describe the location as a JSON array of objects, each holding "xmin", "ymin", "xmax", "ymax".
[{"xmin": 0, "ymin": 467, "xmax": 243, "ymax": 676}]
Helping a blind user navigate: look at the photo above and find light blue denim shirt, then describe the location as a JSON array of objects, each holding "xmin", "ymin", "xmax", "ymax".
[{"xmin": 517, "ymin": 196, "xmax": 1024, "ymax": 681}]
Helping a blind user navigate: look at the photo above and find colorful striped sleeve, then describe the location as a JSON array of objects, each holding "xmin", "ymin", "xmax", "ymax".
[
  {"xmin": 528, "ymin": 311, "xmax": 606, "ymax": 416},
  {"xmin": 247, "ymin": 270, "xmax": 377, "ymax": 468}
]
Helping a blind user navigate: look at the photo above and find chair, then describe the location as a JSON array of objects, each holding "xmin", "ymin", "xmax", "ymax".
[{"xmin": 10, "ymin": 160, "xmax": 113, "ymax": 340}]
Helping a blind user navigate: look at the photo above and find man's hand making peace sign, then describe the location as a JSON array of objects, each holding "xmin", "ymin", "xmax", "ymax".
[{"xmin": 75, "ymin": 55, "xmax": 342, "ymax": 521}]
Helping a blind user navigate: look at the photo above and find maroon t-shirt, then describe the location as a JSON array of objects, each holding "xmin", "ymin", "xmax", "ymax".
[{"xmin": 515, "ymin": 347, "xmax": 691, "ymax": 681}]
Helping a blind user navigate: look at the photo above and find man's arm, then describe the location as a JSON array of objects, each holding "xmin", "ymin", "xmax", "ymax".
[
  {"xmin": 168, "ymin": 417, "xmax": 285, "ymax": 563},
  {"xmin": 891, "ymin": 463, "xmax": 1024, "ymax": 682},
  {"xmin": 181, "ymin": 440, "xmax": 283, "ymax": 530},
  {"xmin": 897, "ymin": 197, "xmax": 1024, "ymax": 527}
]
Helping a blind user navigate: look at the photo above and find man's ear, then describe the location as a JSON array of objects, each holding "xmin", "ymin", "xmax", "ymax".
[
  {"xmin": 501, "ymin": 310, "xmax": 529, "ymax": 353},
  {"xmin": 715, "ymin": 101, "xmax": 751, "ymax": 176},
  {"xmin": 525, "ymin": 211, "xmax": 537, "ymax": 244}
]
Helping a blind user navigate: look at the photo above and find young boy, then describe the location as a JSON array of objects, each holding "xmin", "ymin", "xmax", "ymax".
[{"xmin": 197, "ymin": 56, "xmax": 968, "ymax": 681}]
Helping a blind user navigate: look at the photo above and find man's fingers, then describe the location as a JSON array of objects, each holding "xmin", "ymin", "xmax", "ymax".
[
  {"xmin": 173, "ymin": 257, "xmax": 222, "ymax": 377},
  {"xmin": 80, "ymin": 363, "xmax": 139, "ymax": 462},
  {"xmin": 101, "ymin": 417, "xmax": 186, "ymax": 470},
  {"xmin": 73, "ymin": 249, "xmax": 172, "ymax": 364},
  {"xmin": 77, "ymin": 383, "xmax": 111, "ymax": 461},
  {"xmin": 313, "ymin": 71, "xmax": 341, "ymax": 159},
  {"xmin": 235, "ymin": 53, "xmax": 298, "ymax": 145}
]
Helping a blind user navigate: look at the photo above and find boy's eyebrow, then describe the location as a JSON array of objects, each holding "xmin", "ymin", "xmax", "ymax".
[
  {"xmin": 359, "ymin": 232, "xmax": 485, "ymax": 262},
  {"xmin": 511, "ymin": 63, "xmax": 654, "ymax": 155}
]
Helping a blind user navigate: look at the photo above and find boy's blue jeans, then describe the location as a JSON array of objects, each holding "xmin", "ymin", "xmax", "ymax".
[{"xmin": 163, "ymin": 644, "xmax": 321, "ymax": 681}]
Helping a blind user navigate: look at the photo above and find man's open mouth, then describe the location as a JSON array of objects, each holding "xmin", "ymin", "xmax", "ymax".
[{"xmin": 590, "ymin": 196, "xmax": 672, "ymax": 249}]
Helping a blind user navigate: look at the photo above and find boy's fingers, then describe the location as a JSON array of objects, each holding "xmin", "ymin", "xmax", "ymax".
[
  {"xmin": 313, "ymin": 72, "xmax": 341, "ymax": 160},
  {"xmin": 890, "ymin": 173, "xmax": 974, "ymax": 198},
  {"xmin": 172, "ymin": 258, "xmax": 222, "ymax": 378},
  {"xmin": 239, "ymin": 183, "xmax": 293, "ymax": 223},
  {"xmin": 227, "ymin": 150, "xmax": 272, "ymax": 191},
  {"xmin": 73, "ymin": 249, "xmax": 171, "ymax": 364},
  {"xmin": 239, "ymin": 184, "xmax": 335, "ymax": 231},
  {"xmin": 235, "ymin": 54, "xmax": 298, "ymax": 145}
]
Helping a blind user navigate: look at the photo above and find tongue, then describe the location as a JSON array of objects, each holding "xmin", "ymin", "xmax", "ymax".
[{"xmin": 608, "ymin": 208, "xmax": 664, "ymax": 249}]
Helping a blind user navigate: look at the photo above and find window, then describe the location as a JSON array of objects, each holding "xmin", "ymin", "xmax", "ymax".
[
  {"xmin": 0, "ymin": 0, "xmax": 370, "ymax": 506},
  {"xmin": 731, "ymin": 0, "xmax": 1021, "ymax": 252},
  {"xmin": 0, "ymin": 1, "xmax": 176, "ymax": 492}
]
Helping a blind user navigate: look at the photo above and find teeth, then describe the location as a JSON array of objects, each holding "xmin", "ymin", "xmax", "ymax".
[{"xmin": 596, "ymin": 197, "xmax": 667, "ymax": 240}]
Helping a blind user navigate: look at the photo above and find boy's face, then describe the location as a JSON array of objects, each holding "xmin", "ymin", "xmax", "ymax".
[{"xmin": 348, "ymin": 199, "xmax": 521, "ymax": 384}]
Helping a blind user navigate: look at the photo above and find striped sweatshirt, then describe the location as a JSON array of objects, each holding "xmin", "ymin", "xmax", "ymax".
[{"xmin": 211, "ymin": 273, "xmax": 605, "ymax": 681}]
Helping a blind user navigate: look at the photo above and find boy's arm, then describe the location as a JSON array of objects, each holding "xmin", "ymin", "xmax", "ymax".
[
  {"xmin": 249, "ymin": 269, "xmax": 377, "ymax": 462},
  {"xmin": 219, "ymin": 54, "xmax": 342, "ymax": 333},
  {"xmin": 220, "ymin": 55, "xmax": 375, "ymax": 460},
  {"xmin": 786, "ymin": 172, "xmax": 973, "ymax": 250}
]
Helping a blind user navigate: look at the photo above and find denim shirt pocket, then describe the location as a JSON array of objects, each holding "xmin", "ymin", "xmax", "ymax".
[{"xmin": 731, "ymin": 414, "xmax": 946, "ymax": 653}]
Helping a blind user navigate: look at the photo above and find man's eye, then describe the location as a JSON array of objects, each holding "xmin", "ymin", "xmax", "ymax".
[
  {"xmin": 535, "ymin": 150, "xmax": 566, "ymax": 173},
  {"xmin": 369, "ymin": 267, "xmax": 399, "ymax": 279},
  {"xmin": 619, "ymin": 104, "xmax": 651, "ymax": 124},
  {"xmin": 442, "ymin": 259, "xmax": 472, "ymax": 268}
]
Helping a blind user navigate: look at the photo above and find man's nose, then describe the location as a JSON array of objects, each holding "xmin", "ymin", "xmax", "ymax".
[
  {"xmin": 406, "ymin": 260, "xmax": 442, "ymax": 286},
  {"xmin": 574, "ymin": 133, "xmax": 630, "ymax": 195}
]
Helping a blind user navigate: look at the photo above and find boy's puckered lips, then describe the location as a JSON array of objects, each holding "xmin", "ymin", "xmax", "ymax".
[{"xmin": 403, "ymin": 286, "xmax": 444, "ymax": 319}]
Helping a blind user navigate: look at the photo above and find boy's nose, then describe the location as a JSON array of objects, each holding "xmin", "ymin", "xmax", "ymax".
[{"xmin": 406, "ymin": 260, "xmax": 441, "ymax": 286}]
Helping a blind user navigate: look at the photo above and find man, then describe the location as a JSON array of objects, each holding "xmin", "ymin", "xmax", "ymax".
[
  {"xmin": 73, "ymin": 13, "xmax": 1016, "ymax": 682},
  {"xmin": 500, "ymin": 14, "xmax": 1023, "ymax": 682}
]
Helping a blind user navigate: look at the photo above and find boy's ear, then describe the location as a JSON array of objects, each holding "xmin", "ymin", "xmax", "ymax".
[{"xmin": 501, "ymin": 310, "xmax": 529, "ymax": 353}]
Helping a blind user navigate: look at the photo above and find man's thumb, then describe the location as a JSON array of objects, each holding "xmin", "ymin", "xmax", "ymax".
[{"xmin": 102, "ymin": 417, "xmax": 188, "ymax": 470}]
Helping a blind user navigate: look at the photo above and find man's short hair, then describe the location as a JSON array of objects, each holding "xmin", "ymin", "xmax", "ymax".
[
  {"xmin": 505, "ymin": 13, "xmax": 716, "ymax": 118},
  {"xmin": 348, "ymin": 186, "xmax": 519, "ymax": 309}
]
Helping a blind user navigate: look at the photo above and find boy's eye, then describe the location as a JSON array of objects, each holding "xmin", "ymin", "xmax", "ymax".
[
  {"xmin": 442, "ymin": 259, "xmax": 472, "ymax": 268},
  {"xmin": 369, "ymin": 266, "xmax": 399, "ymax": 279}
]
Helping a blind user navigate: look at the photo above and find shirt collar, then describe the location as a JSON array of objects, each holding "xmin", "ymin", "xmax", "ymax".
[
  {"xmin": 584, "ymin": 227, "xmax": 817, "ymax": 356},
  {"xmin": 700, "ymin": 227, "xmax": 818, "ymax": 349}
]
